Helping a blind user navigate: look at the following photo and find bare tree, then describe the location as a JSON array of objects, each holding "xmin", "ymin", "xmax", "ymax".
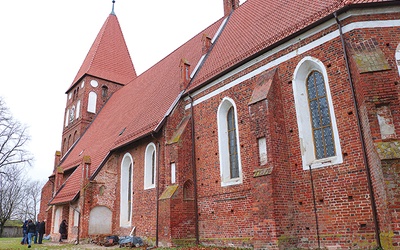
[
  {"xmin": 0, "ymin": 97, "xmax": 34, "ymax": 236},
  {"xmin": 0, "ymin": 166, "xmax": 25, "ymax": 236},
  {"xmin": 0, "ymin": 97, "xmax": 33, "ymax": 177},
  {"xmin": 19, "ymin": 180, "xmax": 44, "ymax": 221}
]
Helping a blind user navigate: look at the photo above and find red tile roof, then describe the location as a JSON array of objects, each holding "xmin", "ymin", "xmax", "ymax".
[
  {"xmin": 188, "ymin": 0, "xmax": 394, "ymax": 90},
  {"xmin": 50, "ymin": 16, "xmax": 223, "ymax": 205},
  {"xmin": 68, "ymin": 14, "xmax": 137, "ymax": 92}
]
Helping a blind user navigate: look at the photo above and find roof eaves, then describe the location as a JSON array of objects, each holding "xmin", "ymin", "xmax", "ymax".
[
  {"xmin": 48, "ymin": 170, "xmax": 81, "ymax": 206},
  {"xmin": 186, "ymin": 15, "xmax": 232, "ymax": 93},
  {"xmin": 154, "ymin": 90, "xmax": 185, "ymax": 133},
  {"xmin": 187, "ymin": 1, "xmax": 387, "ymax": 96},
  {"xmin": 66, "ymin": 73, "xmax": 126, "ymax": 94},
  {"xmin": 90, "ymin": 152, "xmax": 112, "ymax": 180}
]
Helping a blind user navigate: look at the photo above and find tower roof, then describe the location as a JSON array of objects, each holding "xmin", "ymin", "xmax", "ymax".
[{"xmin": 68, "ymin": 14, "xmax": 136, "ymax": 92}]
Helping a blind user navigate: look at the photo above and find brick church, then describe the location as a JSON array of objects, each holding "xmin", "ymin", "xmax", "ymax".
[{"xmin": 39, "ymin": 0, "xmax": 400, "ymax": 249}]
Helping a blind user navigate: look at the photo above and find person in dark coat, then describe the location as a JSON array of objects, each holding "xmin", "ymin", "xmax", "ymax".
[
  {"xmin": 38, "ymin": 220, "xmax": 46, "ymax": 244},
  {"xmin": 59, "ymin": 219, "xmax": 67, "ymax": 242},
  {"xmin": 33, "ymin": 221, "xmax": 39, "ymax": 244},
  {"xmin": 27, "ymin": 219, "xmax": 36, "ymax": 248},
  {"xmin": 21, "ymin": 220, "xmax": 28, "ymax": 245}
]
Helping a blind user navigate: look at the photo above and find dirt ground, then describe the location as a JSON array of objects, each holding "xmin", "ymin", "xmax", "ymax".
[{"xmin": 45, "ymin": 241, "xmax": 121, "ymax": 249}]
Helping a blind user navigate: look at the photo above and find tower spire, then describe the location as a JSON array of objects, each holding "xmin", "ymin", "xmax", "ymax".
[{"xmin": 111, "ymin": 0, "xmax": 116, "ymax": 15}]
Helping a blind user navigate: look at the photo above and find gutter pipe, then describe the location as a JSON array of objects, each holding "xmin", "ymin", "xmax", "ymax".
[
  {"xmin": 151, "ymin": 133, "xmax": 161, "ymax": 247},
  {"xmin": 334, "ymin": 12, "xmax": 381, "ymax": 248},
  {"xmin": 309, "ymin": 165, "xmax": 320, "ymax": 248},
  {"xmin": 181, "ymin": 10, "xmax": 234, "ymax": 246},
  {"xmin": 188, "ymin": 95, "xmax": 199, "ymax": 245}
]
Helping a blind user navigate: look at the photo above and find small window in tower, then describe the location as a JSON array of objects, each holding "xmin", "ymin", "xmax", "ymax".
[
  {"xmin": 65, "ymin": 109, "xmax": 69, "ymax": 127},
  {"xmin": 102, "ymin": 86, "xmax": 109, "ymax": 98},
  {"xmin": 88, "ymin": 92, "xmax": 97, "ymax": 113},
  {"xmin": 68, "ymin": 134, "xmax": 72, "ymax": 149},
  {"xmin": 73, "ymin": 130, "xmax": 78, "ymax": 142},
  {"xmin": 69, "ymin": 106, "xmax": 75, "ymax": 123},
  {"xmin": 76, "ymin": 100, "xmax": 81, "ymax": 119}
]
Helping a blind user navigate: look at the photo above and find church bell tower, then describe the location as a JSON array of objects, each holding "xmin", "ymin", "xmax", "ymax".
[{"xmin": 61, "ymin": 1, "xmax": 136, "ymax": 157}]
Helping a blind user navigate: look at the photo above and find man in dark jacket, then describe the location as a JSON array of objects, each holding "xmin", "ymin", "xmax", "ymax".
[
  {"xmin": 59, "ymin": 219, "xmax": 67, "ymax": 242},
  {"xmin": 38, "ymin": 220, "xmax": 46, "ymax": 244},
  {"xmin": 27, "ymin": 219, "xmax": 36, "ymax": 248},
  {"xmin": 21, "ymin": 220, "xmax": 28, "ymax": 245},
  {"xmin": 33, "ymin": 221, "xmax": 39, "ymax": 244}
]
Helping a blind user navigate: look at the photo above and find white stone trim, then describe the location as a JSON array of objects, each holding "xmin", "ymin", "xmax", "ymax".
[
  {"xmin": 217, "ymin": 97, "xmax": 243, "ymax": 186},
  {"xmin": 293, "ymin": 56, "xmax": 343, "ymax": 170},
  {"xmin": 144, "ymin": 143, "xmax": 156, "ymax": 190},
  {"xmin": 120, "ymin": 153, "xmax": 133, "ymax": 227}
]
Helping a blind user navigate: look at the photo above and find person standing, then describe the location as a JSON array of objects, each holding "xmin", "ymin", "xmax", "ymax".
[
  {"xmin": 27, "ymin": 219, "xmax": 36, "ymax": 248},
  {"xmin": 59, "ymin": 219, "xmax": 67, "ymax": 242},
  {"xmin": 33, "ymin": 220, "xmax": 39, "ymax": 244},
  {"xmin": 21, "ymin": 220, "xmax": 28, "ymax": 245},
  {"xmin": 38, "ymin": 220, "xmax": 46, "ymax": 244}
]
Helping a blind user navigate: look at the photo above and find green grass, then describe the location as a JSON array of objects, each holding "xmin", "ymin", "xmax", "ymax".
[
  {"xmin": 0, "ymin": 237, "xmax": 242, "ymax": 250},
  {"xmin": 0, "ymin": 237, "xmax": 106, "ymax": 249}
]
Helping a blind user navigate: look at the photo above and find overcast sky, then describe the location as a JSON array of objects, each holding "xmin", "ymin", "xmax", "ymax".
[{"xmin": 0, "ymin": 0, "xmax": 240, "ymax": 181}]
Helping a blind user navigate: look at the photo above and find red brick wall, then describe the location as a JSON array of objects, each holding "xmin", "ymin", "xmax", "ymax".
[
  {"xmin": 38, "ymin": 180, "xmax": 53, "ymax": 222},
  {"xmin": 175, "ymin": 12, "xmax": 400, "ymax": 249},
  {"xmin": 41, "ymin": 8, "xmax": 400, "ymax": 250}
]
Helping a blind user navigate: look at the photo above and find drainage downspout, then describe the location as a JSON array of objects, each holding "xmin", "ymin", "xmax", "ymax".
[
  {"xmin": 152, "ymin": 134, "xmax": 161, "ymax": 247},
  {"xmin": 181, "ymin": 8, "xmax": 234, "ymax": 247},
  {"xmin": 334, "ymin": 12, "xmax": 381, "ymax": 248},
  {"xmin": 309, "ymin": 165, "xmax": 320, "ymax": 249},
  {"xmin": 189, "ymin": 95, "xmax": 199, "ymax": 245}
]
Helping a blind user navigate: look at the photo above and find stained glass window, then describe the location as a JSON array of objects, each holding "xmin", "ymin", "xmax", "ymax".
[
  {"xmin": 127, "ymin": 163, "xmax": 132, "ymax": 219},
  {"xmin": 227, "ymin": 107, "xmax": 239, "ymax": 178},
  {"xmin": 151, "ymin": 151, "xmax": 155, "ymax": 185},
  {"xmin": 306, "ymin": 71, "xmax": 335, "ymax": 159}
]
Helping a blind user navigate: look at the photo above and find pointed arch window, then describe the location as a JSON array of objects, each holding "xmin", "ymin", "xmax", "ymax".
[
  {"xmin": 217, "ymin": 98, "xmax": 242, "ymax": 186},
  {"xmin": 76, "ymin": 100, "xmax": 81, "ymax": 119},
  {"xmin": 120, "ymin": 153, "xmax": 133, "ymax": 227},
  {"xmin": 306, "ymin": 71, "xmax": 335, "ymax": 159},
  {"xmin": 293, "ymin": 56, "xmax": 342, "ymax": 170},
  {"xmin": 144, "ymin": 143, "xmax": 156, "ymax": 189},
  {"xmin": 73, "ymin": 130, "xmax": 78, "ymax": 142},
  {"xmin": 88, "ymin": 92, "xmax": 97, "ymax": 113},
  {"xmin": 65, "ymin": 109, "xmax": 69, "ymax": 127},
  {"xmin": 128, "ymin": 163, "xmax": 132, "ymax": 216},
  {"xmin": 396, "ymin": 43, "xmax": 400, "ymax": 76},
  {"xmin": 227, "ymin": 107, "xmax": 239, "ymax": 178},
  {"xmin": 102, "ymin": 86, "xmax": 109, "ymax": 98}
]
